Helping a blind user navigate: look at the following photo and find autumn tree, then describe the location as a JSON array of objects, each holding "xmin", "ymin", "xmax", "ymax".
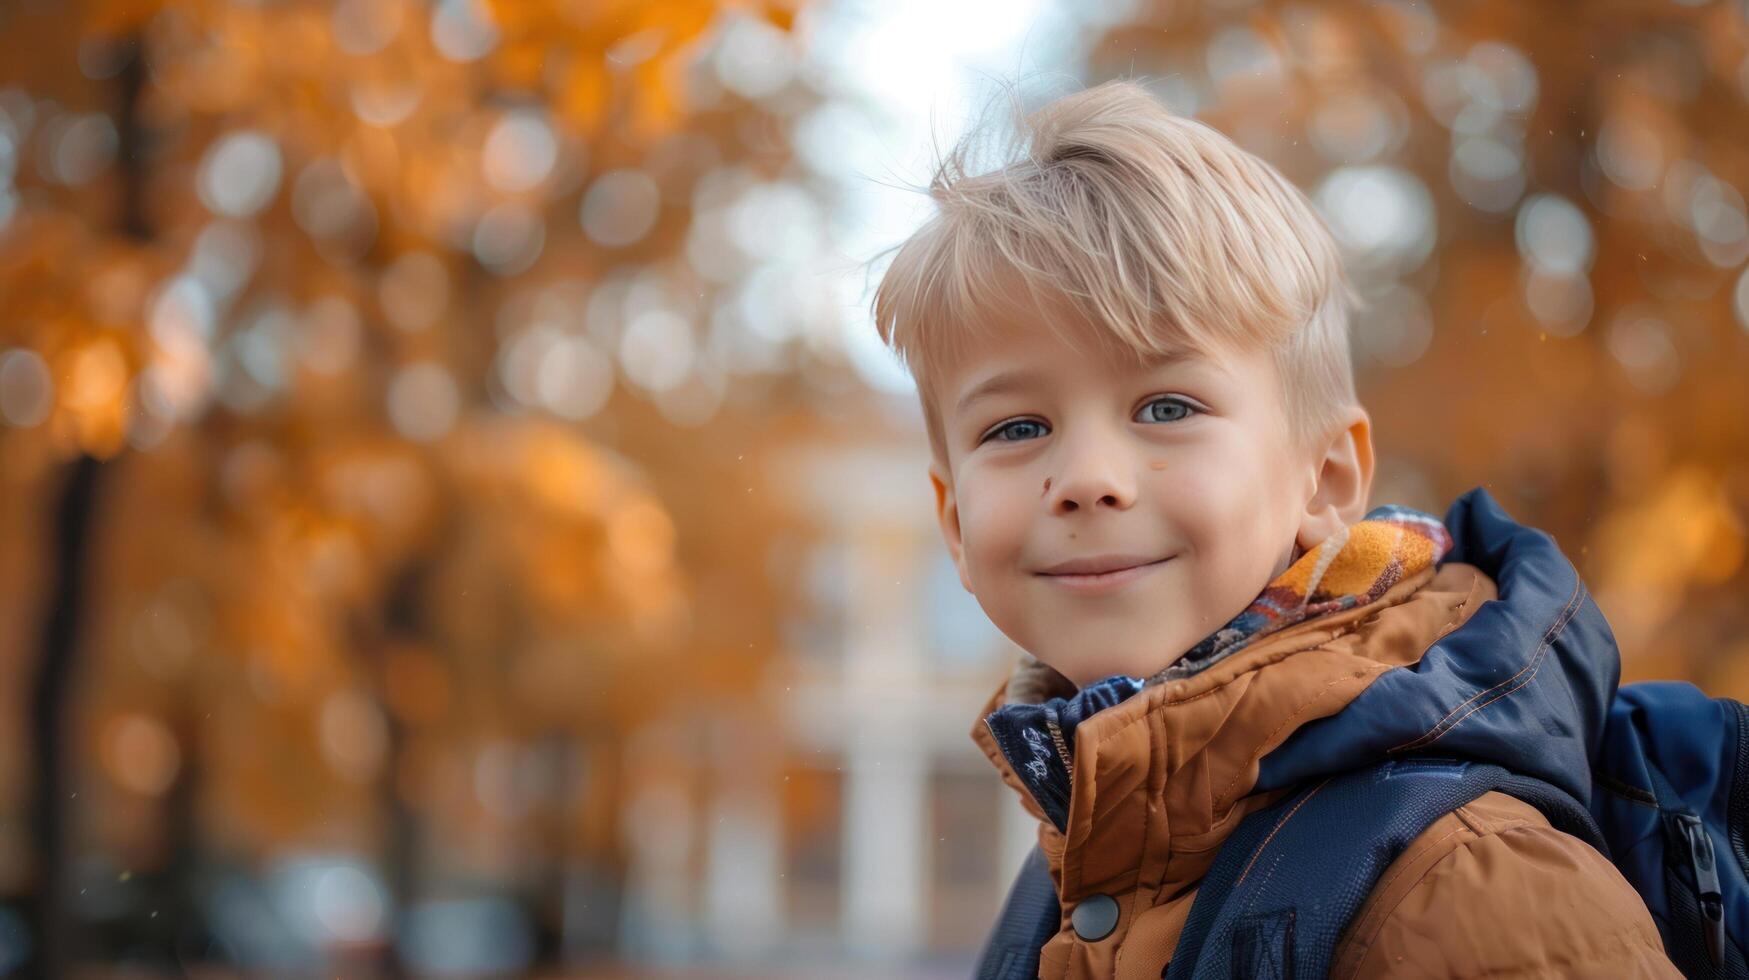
[{"xmin": 0, "ymin": 0, "xmax": 825, "ymax": 971}]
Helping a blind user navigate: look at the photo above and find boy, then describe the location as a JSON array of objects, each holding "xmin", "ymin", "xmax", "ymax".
[{"xmin": 870, "ymin": 80, "xmax": 1679, "ymax": 977}]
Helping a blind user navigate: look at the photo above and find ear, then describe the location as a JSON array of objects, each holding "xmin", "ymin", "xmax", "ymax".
[
  {"xmin": 1294, "ymin": 406, "xmax": 1376, "ymax": 554},
  {"xmin": 929, "ymin": 460, "xmax": 975, "ymax": 593}
]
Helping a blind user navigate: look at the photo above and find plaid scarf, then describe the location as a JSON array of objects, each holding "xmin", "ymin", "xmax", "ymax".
[{"xmin": 983, "ymin": 504, "xmax": 1454, "ymax": 831}]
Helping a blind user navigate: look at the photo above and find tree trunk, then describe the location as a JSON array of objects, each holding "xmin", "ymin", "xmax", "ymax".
[
  {"xmin": 27, "ymin": 452, "xmax": 103, "ymax": 977},
  {"xmin": 25, "ymin": 38, "xmax": 151, "ymax": 975}
]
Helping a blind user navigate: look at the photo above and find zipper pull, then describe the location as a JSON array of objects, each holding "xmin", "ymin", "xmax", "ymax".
[{"xmin": 1674, "ymin": 813, "xmax": 1726, "ymax": 966}]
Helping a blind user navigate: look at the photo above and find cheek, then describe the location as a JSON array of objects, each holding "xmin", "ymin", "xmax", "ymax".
[
  {"xmin": 1153, "ymin": 446, "xmax": 1289, "ymax": 558},
  {"xmin": 954, "ymin": 471, "xmax": 1028, "ymax": 565}
]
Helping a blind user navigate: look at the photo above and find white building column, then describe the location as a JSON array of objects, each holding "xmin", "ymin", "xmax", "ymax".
[
  {"xmin": 840, "ymin": 523, "xmax": 929, "ymax": 957},
  {"xmin": 703, "ymin": 780, "xmax": 783, "ymax": 957},
  {"xmin": 616, "ymin": 747, "xmax": 698, "ymax": 962}
]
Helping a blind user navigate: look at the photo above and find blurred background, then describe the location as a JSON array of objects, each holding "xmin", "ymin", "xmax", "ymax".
[{"xmin": 2, "ymin": 0, "xmax": 1748, "ymax": 976}]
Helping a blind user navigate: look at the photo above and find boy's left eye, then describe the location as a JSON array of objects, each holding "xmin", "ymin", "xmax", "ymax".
[{"xmin": 1137, "ymin": 397, "xmax": 1197, "ymax": 424}]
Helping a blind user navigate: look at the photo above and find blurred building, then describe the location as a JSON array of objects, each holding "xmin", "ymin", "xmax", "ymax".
[{"xmin": 609, "ymin": 394, "xmax": 1034, "ymax": 975}]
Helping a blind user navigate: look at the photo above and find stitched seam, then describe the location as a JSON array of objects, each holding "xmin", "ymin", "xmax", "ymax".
[
  {"xmin": 1340, "ymin": 822, "xmax": 1472, "ymax": 973},
  {"xmin": 1082, "ymin": 566, "xmax": 1447, "ymax": 759},
  {"xmin": 1235, "ymin": 778, "xmax": 1329, "ymax": 887},
  {"xmin": 1389, "ymin": 573, "xmax": 1584, "ymax": 753},
  {"xmin": 1135, "ymin": 718, "xmax": 1169, "ymax": 908},
  {"xmin": 1080, "ymin": 587, "xmax": 1410, "ymax": 759},
  {"xmin": 1070, "ymin": 647, "xmax": 1357, "ymax": 840},
  {"xmin": 1398, "ymin": 573, "xmax": 1580, "ymax": 746},
  {"xmin": 1160, "ymin": 564, "xmax": 1436, "ymax": 685},
  {"xmin": 1432, "ymin": 571, "xmax": 1483, "ymax": 641},
  {"xmin": 1343, "ymin": 823, "xmax": 1655, "ymax": 979},
  {"xmin": 1063, "ymin": 568, "xmax": 1437, "ymax": 873},
  {"xmin": 1204, "ymin": 570, "xmax": 1476, "ymax": 808},
  {"xmin": 1396, "ymin": 648, "xmax": 1551, "ymax": 752},
  {"xmin": 1400, "ymin": 572, "xmax": 1583, "ymax": 749},
  {"xmin": 1145, "ymin": 577, "xmax": 1432, "ymax": 712},
  {"xmin": 1361, "ymin": 824, "xmax": 1468, "ymax": 922},
  {"xmin": 1460, "ymin": 806, "xmax": 1548, "ymax": 838},
  {"xmin": 1371, "ymin": 567, "xmax": 1502, "ymax": 721},
  {"xmin": 1453, "ymin": 802, "xmax": 1490, "ymax": 836},
  {"xmin": 1214, "ymin": 670, "xmax": 1382, "ymax": 809},
  {"xmin": 1154, "ymin": 623, "xmax": 1364, "ymax": 712}
]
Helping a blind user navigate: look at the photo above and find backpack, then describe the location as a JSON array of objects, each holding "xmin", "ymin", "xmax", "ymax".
[{"xmin": 973, "ymin": 680, "xmax": 1749, "ymax": 979}]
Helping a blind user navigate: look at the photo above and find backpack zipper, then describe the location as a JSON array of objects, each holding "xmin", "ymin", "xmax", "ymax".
[
  {"xmin": 1671, "ymin": 811, "xmax": 1726, "ymax": 966},
  {"xmin": 1731, "ymin": 700, "xmax": 1749, "ymax": 879}
]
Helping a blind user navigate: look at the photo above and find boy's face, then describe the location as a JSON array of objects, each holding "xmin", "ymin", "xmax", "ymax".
[{"xmin": 928, "ymin": 313, "xmax": 1368, "ymax": 688}]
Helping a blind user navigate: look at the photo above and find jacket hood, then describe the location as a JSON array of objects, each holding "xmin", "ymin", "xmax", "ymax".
[
  {"xmin": 969, "ymin": 485, "xmax": 1621, "ymax": 903},
  {"xmin": 1256, "ymin": 485, "xmax": 1620, "ymax": 804}
]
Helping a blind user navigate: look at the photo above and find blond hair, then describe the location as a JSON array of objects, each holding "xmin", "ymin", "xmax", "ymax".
[{"xmin": 870, "ymin": 79, "xmax": 1362, "ymax": 467}]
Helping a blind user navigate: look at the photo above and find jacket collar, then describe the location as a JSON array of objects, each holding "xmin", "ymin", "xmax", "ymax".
[
  {"xmin": 981, "ymin": 504, "xmax": 1455, "ymax": 832},
  {"xmin": 968, "ymin": 488, "xmax": 1608, "ymax": 904}
]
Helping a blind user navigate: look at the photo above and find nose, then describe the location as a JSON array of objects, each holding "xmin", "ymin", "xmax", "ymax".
[{"xmin": 1045, "ymin": 427, "xmax": 1136, "ymax": 515}]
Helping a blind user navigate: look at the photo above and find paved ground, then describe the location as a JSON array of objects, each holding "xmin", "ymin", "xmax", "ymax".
[
  {"xmin": 73, "ymin": 956, "xmax": 982, "ymax": 979},
  {"xmin": 560, "ymin": 957, "xmax": 977, "ymax": 980}
]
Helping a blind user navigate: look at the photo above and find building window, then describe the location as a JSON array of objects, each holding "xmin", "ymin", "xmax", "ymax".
[
  {"xmin": 782, "ymin": 761, "xmax": 842, "ymax": 936},
  {"xmin": 782, "ymin": 541, "xmax": 849, "ymax": 665}
]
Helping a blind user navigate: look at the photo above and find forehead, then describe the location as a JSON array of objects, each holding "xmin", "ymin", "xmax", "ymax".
[
  {"xmin": 939, "ymin": 280, "xmax": 1133, "ymax": 366},
  {"xmin": 935, "ymin": 310, "xmax": 1211, "ymax": 413}
]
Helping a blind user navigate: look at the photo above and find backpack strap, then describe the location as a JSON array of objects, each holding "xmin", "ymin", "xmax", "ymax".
[
  {"xmin": 973, "ymin": 843, "xmax": 1059, "ymax": 980},
  {"xmin": 1167, "ymin": 757, "xmax": 1603, "ymax": 980}
]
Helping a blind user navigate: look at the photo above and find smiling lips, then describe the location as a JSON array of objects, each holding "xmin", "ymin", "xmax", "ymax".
[
  {"xmin": 1036, "ymin": 553, "xmax": 1171, "ymax": 595},
  {"xmin": 1037, "ymin": 552, "xmax": 1165, "ymax": 575}
]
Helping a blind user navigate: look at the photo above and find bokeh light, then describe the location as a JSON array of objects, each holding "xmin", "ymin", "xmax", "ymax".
[{"xmin": 2, "ymin": 1, "xmax": 1746, "ymax": 977}]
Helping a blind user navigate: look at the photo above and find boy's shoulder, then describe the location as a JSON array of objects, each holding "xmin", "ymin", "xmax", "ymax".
[{"xmin": 1336, "ymin": 790, "xmax": 1674, "ymax": 978}]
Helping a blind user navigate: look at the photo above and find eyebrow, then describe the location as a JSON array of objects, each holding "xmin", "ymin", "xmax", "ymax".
[
  {"xmin": 954, "ymin": 369, "xmax": 1045, "ymax": 414},
  {"xmin": 952, "ymin": 349, "xmax": 1201, "ymax": 415}
]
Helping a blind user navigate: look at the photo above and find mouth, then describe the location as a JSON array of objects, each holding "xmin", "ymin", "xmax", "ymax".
[{"xmin": 1035, "ymin": 556, "xmax": 1171, "ymax": 595}]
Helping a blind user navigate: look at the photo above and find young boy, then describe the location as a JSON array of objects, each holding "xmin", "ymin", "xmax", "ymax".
[{"xmin": 870, "ymin": 81, "xmax": 1680, "ymax": 978}]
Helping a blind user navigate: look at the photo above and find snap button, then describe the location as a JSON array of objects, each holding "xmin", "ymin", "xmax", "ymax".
[{"xmin": 1070, "ymin": 893, "xmax": 1119, "ymax": 941}]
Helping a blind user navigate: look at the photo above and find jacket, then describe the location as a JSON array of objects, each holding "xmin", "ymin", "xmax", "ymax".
[{"xmin": 971, "ymin": 487, "xmax": 1681, "ymax": 978}]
